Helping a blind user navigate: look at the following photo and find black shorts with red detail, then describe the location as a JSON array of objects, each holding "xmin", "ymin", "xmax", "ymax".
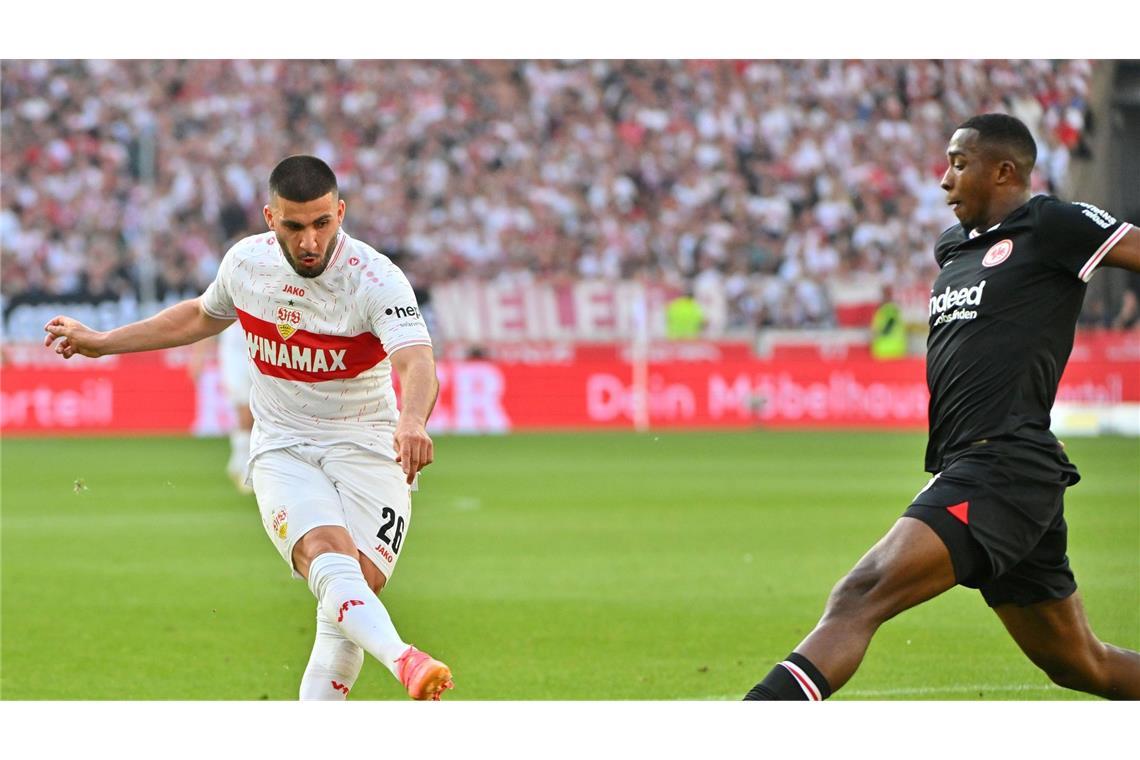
[{"xmin": 903, "ymin": 438, "xmax": 1077, "ymax": 607}]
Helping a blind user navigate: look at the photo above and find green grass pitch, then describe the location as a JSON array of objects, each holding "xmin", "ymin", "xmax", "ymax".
[{"xmin": 2, "ymin": 431, "xmax": 1137, "ymax": 700}]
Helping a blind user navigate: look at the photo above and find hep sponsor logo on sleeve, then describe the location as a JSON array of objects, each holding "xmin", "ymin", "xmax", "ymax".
[
  {"xmin": 385, "ymin": 305, "xmax": 420, "ymax": 319},
  {"xmin": 929, "ymin": 280, "xmax": 986, "ymax": 325}
]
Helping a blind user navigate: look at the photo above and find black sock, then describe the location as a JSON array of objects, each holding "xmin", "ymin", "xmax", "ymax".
[{"xmin": 743, "ymin": 652, "xmax": 833, "ymax": 701}]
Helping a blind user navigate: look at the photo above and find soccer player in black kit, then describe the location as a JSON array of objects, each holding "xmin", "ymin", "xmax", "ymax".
[{"xmin": 745, "ymin": 113, "xmax": 1140, "ymax": 701}]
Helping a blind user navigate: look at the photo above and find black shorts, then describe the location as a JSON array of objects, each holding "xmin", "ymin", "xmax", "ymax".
[{"xmin": 904, "ymin": 440, "xmax": 1077, "ymax": 607}]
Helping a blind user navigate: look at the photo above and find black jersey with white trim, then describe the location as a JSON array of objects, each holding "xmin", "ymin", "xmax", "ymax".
[{"xmin": 923, "ymin": 195, "xmax": 1134, "ymax": 475}]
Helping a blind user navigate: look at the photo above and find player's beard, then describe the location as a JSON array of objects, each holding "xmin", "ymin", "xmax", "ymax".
[{"xmin": 278, "ymin": 233, "xmax": 338, "ymax": 278}]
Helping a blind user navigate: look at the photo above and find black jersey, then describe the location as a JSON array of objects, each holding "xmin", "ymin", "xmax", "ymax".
[{"xmin": 923, "ymin": 195, "xmax": 1133, "ymax": 475}]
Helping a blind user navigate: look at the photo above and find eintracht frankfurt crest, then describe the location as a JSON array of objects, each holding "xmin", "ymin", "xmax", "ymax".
[{"xmin": 983, "ymin": 239, "xmax": 1013, "ymax": 267}]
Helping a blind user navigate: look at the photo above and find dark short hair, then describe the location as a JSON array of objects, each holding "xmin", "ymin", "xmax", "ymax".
[
  {"xmin": 956, "ymin": 113, "xmax": 1037, "ymax": 179},
  {"xmin": 268, "ymin": 155, "xmax": 338, "ymax": 202}
]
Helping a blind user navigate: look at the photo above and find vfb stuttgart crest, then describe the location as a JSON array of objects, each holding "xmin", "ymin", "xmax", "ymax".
[
  {"xmin": 271, "ymin": 508, "xmax": 288, "ymax": 540},
  {"xmin": 277, "ymin": 307, "xmax": 302, "ymax": 340},
  {"xmin": 983, "ymin": 239, "xmax": 1014, "ymax": 267}
]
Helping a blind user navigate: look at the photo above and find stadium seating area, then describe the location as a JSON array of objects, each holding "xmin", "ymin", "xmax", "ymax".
[{"xmin": 1, "ymin": 59, "xmax": 1098, "ymax": 339}]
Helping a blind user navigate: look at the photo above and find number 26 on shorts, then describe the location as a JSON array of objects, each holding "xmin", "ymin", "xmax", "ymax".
[{"xmin": 376, "ymin": 506, "xmax": 405, "ymax": 554}]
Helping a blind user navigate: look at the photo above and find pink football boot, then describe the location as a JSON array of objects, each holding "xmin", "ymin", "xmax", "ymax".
[{"xmin": 395, "ymin": 646, "xmax": 454, "ymax": 701}]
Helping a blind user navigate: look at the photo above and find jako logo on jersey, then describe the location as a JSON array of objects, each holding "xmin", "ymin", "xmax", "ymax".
[
  {"xmin": 982, "ymin": 239, "xmax": 1013, "ymax": 267},
  {"xmin": 283, "ymin": 284, "xmax": 305, "ymax": 297},
  {"xmin": 930, "ymin": 280, "xmax": 986, "ymax": 325},
  {"xmin": 385, "ymin": 305, "xmax": 419, "ymax": 319}
]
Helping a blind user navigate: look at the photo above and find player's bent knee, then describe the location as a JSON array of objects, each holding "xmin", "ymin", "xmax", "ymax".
[
  {"xmin": 1035, "ymin": 646, "xmax": 1109, "ymax": 693},
  {"xmin": 1040, "ymin": 658, "xmax": 1098, "ymax": 692},
  {"xmin": 358, "ymin": 552, "xmax": 388, "ymax": 594},
  {"xmin": 292, "ymin": 526, "xmax": 358, "ymax": 578},
  {"xmin": 823, "ymin": 564, "xmax": 886, "ymax": 621}
]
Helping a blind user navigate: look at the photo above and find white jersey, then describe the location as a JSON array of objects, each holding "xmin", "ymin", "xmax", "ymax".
[{"xmin": 200, "ymin": 230, "xmax": 432, "ymax": 461}]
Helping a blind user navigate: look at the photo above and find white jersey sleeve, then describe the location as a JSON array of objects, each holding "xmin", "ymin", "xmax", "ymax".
[
  {"xmin": 362, "ymin": 259, "xmax": 432, "ymax": 356},
  {"xmin": 200, "ymin": 243, "xmax": 239, "ymax": 319}
]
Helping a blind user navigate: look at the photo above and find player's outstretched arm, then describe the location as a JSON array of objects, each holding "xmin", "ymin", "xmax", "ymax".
[
  {"xmin": 1103, "ymin": 227, "xmax": 1140, "ymax": 272},
  {"xmin": 390, "ymin": 344, "xmax": 440, "ymax": 485},
  {"xmin": 44, "ymin": 297, "xmax": 234, "ymax": 360}
]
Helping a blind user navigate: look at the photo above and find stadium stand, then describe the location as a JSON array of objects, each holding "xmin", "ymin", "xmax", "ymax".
[{"xmin": 1, "ymin": 60, "xmax": 1101, "ymax": 344}]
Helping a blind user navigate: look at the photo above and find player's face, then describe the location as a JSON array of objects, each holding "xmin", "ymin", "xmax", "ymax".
[
  {"xmin": 263, "ymin": 192, "xmax": 346, "ymax": 278},
  {"xmin": 940, "ymin": 129, "xmax": 995, "ymax": 232}
]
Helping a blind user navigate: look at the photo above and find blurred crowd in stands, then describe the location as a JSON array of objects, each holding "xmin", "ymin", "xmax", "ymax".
[{"xmin": 2, "ymin": 59, "xmax": 1116, "ymax": 341}]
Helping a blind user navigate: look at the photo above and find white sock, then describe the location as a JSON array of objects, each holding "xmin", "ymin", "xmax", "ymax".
[
  {"xmin": 306, "ymin": 552, "xmax": 409, "ymax": 676},
  {"xmin": 228, "ymin": 429, "xmax": 251, "ymax": 475},
  {"xmin": 299, "ymin": 606, "xmax": 364, "ymax": 701}
]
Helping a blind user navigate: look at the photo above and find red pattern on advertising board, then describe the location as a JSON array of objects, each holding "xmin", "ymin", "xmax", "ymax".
[
  {"xmin": 3, "ymin": 339, "xmax": 1138, "ymax": 435},
  {"xmin": 1, "ymin": 356, "xmax": 197, "ymax": 435}
]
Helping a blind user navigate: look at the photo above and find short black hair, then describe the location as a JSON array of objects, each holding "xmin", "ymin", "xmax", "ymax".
[
  {"xmin": 956, "ymin": 113, "xmax": 1037, "ymax": 181},
  {"xmin": 268, "ymin": 155, "xmax": 338, "ymax": 202}
]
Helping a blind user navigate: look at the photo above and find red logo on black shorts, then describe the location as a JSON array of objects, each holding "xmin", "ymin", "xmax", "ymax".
[{"xmin": 947, "ymin": 501, "xmax": 970, "ymax": 524}]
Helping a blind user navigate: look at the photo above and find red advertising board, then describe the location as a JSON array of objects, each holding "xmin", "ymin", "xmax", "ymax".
[
  {"xmin": 0, "ymin": 346, "xmax": 228, "ymax": 436},
  {"xmin": 431, "ymin": 357, "xmax": 1139, "ymax": 432},
  {"xmin": 3, "ymin": 333, "xmax": 1137, "ymax": 435}
]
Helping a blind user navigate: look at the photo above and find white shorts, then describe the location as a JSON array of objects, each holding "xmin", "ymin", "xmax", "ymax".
[{"xmin": 249, "ymin": 443, "xmax": 412, "ymax": 581}]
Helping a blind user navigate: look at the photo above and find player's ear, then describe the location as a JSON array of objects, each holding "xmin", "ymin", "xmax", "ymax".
[
  {"xmin": 995, "ymin": 159, "xmax": 1018, "ymax": 186},
  {"xmin": 337, "ymin": 197, "xmax": 346, "ymax": 223},
  {"xmin": 263, "ymin": 204, "xmax": 275, "ymax": 230}
]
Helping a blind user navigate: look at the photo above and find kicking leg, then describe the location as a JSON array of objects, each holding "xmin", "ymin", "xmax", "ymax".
[
  {"xmin": 297, "ymin": 549, "xmax": 392, "ymax": 700},
  {"xmin": 294, "ymin": 526, "xmax": 453, "ymax": 700},
  {"xmin": 294, "ymin": 526, "xmax": 409, "ymax": 674},
  {"xmin": 745, "ymin": 516, "xmax": 957, "ymax": 699},
  {"xmin": 994, "ymin": 593, "xmax": 1140, "ymax": 699}
]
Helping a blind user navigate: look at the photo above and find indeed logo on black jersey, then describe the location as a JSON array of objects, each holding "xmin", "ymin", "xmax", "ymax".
[{"xmin": 930, "ymin": 280, "xmax": 986, "ymax": 325}]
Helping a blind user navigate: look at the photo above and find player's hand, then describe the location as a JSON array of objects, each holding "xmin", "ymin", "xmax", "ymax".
[
  {"xmin": 43, "ymin": 316, "xmax": 106, "ymax": 359},
  {"xmin": 394, "ymin": 420, "xmax": 434, "ymax": 485}
]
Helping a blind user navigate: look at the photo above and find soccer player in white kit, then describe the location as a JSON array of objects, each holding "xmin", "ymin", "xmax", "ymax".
[
  {"xmin": 217, "ymin": 322, "xmax": 254, "ymax": 494},
  {"xmin": 44, "ymin": 155, "xmax": 454, "ymax": 701}
]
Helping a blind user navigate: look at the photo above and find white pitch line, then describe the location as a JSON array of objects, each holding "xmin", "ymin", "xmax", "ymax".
[
  {"xmin": 691, "ymin": 683, "xmax": 1061, "ymax": 700},
  {"xmin": 841, "ymin": 683, "xmax": 1060, "ymax": 698}
]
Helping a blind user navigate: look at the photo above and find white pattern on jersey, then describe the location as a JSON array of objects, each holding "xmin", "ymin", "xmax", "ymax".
[{"xmin": 200, "ymin": 230, "xmax": 431, "ymax": 461}]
